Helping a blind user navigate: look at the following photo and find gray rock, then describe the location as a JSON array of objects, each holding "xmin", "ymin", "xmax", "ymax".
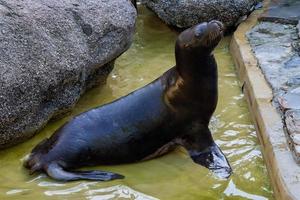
[
  {"xmin": 292, "ymin": 41, "xmax": 300, "ymax": 55},
  {"xmin": 247, "ymin": 22, "xmax": 299, "ymax": 93},
  {"xmin": 286, "ymin": 109, "xmax": 300, "ymax": 163},
  {"xmin": 285, "ymin": 110, "xmax": 300, "ymax": 157},
  {"xmin": 247, "ymin": 3, "xmax": 300, "ymax": 164},
  {"xmin": 287, "ymin": 76, "xmax": 300, "ymax": 87},
  {"xmin": 293, "ymin": 145, "xmax": 300, "ymax": 163},
  {"xmin": 141, "ymin": 0, "xmax": 259, "ymax": 29},
  {"xmin": 291, "ymin": 134, "xmax": 300, "ymax": 146},
  {"xmin": 0, "ymin": 0, "xmax": 137, "ymax": 149},
  {"xmin": 259, "ymin": 0, "xmax": 300, "ymax": 25},
  {"xmin": 284, "ymin": 56, "xmax": 300, "ymax": 69},
  {"xmin": 278, "ymin": 87, "xmax": 300, "ymax": 111}
]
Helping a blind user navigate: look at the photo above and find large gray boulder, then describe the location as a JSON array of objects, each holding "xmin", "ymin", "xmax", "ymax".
[
  {"xmin": 0, "ymin": 0, "xmax": 136, "ymax": 149},
  {"xmin": 141, "ymin": 0, "xmax": 259, "ymax": 29}
]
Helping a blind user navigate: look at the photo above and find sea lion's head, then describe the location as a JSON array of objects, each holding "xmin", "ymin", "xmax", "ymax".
[
  {"xmin": 176, "ymin": 20, "xmax": 224, "ymax": 54},
  {"xmin": 174, "ymin": 21, "xmax": 224, "ymax": 78}
]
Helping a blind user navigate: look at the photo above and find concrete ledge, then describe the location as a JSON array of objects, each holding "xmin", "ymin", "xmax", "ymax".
[{"xmin": 230, "ymin": 7, "xmax": 300, "ymax": 200}]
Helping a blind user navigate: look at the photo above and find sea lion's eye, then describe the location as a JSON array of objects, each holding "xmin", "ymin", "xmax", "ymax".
[{"xmin": 194, "ymin": 23, "xmax": 207, "ymax": 38}]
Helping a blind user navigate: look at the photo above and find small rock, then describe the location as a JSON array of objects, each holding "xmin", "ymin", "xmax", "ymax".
[
  {"xmin": 291, "ymin": 87, "xmax": 300, "ymax": 94},
  {"xmin": 291, "ymin": 133, "xmax": 300, "ymax": 145},
  {"xmin": 293, "ymin": 144, "xmax": 300, "ymax": 161},
  {"xmin": 278, "ymin": 88, "xmax": 300, "ymax": 110},
  {"xmin": 285, "ymin": 109, "xmax": 300, "ymax": 136},
  {"xmin": 292, "ymin": 41, "xmax": 300, "ymax": 55},
  {"xmin": 286, "ymin": 76, "xmax": 300, "ymax": 86},
  {"xmin": 259, "ymin": 0, "xmax": 300, "ymax": 25},
  {"xmin": 284, "ymin": 56, "xmax": 300, "ymax": 69},
  {"xmin": 247, "ymin": 22, "xmax": 298, "ymax": 93}
]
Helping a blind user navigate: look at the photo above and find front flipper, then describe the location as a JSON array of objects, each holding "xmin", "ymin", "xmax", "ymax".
[
  {"xmin": 46, "ymin": 163, "xmax": 124, "ymax": 182},
  {"xmin": 189, "ymin": 142, "xmax": 232, "ymax": 179},
  {"xmin": 180, "ymin": 128, "xmax": 232, "ymax": 179}
]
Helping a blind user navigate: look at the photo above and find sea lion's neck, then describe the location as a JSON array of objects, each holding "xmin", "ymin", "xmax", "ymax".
[
  {"xmin": 164, "ymin": 49, "xmax": 218, "ymax": 116},
  {"xmin": 175, "ymin": 47, "xmax": 217, "ymax": 81}
]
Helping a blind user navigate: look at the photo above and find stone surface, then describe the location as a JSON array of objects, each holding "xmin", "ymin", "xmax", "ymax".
[
  {"xmin": 231, "ymin": 7, "xmax": 300, "ymax": 198},
  {"xmin": 141, "ymin": 0, "xmax": 260, "ymax": 29},
  {"xmin": 260, "ymin": 0, "xmax": 300, "ymax": 25},
  {"xmin": 285, "ymin": 110, "xmax": 300, "ymax": 157},
  {"xmin": 0, "ymin": 0, "xmax": 137, "ymax": 149},
  {"xmin": 247, "ymin": 16, "xmax": 300, "ymax": 163},
  {"xmin": 291, "ymin": 134, "xmax": 300, "ymax": 145},
  {"xmin": 278, "ymin": 87, "xmax": 300, "ymax": 111},
  {"xmin": 247, "ymin": 22, "xmax": 299, "ymax": 94}
]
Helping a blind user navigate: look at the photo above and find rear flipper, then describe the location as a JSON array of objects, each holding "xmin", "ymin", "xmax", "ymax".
[
  {"xmin": 180, "ymin": 128, "xmax": 232, "ymax": 179},
  {"xmin": 46, "ymin": 163, "xmax": 124, "ymax": 182}
]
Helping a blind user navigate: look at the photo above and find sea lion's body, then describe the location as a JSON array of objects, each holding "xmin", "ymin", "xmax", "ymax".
[
  {"xmin": 38, "ymin": 69, "xmax": 185, "ymax": 166},
  {"xmin": 25, "ymin": 21, "xmax": 231, "ymax": 181}
]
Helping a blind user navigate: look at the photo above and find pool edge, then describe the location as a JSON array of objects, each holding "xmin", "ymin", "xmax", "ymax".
[{"xmin": 230, "ymin": 6, "xmax": 300, "ymax": 200}]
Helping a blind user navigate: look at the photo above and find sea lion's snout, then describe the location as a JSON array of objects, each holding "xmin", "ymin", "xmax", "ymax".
[
  {"xmin": 195, "ymin": 20, "xmax": 223, "ymax": 48},
  {"xmin": 206, "ymin": 20, "xmax": 223, "ymax": 39},
  {"xmin": 194, "ymin": 21, "xmax": 223, "ymax": 39},
  {"xmin": 208, "ymin": 20, "xmax": 224, "ymax": 34},
  {"xmin": 208, "ymin": 22, "xmax": 224, "ymax": 44}
]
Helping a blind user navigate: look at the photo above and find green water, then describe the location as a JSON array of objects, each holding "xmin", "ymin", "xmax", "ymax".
[{"xmin": 0, "ymin": 6, "xmax": 273, "ymax": 200}]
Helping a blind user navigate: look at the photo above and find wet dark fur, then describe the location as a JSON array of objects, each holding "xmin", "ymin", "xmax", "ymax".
[{"xmin": 24, "ymin": 21, "xmax": 232, "ymax": 181}]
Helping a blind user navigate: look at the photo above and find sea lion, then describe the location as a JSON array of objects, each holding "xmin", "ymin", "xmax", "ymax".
[{"xmin": 24, "ymin": 20, "xmax": 232, "ymax": 181}]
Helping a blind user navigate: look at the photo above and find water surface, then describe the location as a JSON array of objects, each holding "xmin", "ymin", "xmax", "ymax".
[{"xmin": 0, "ymin": 6, "xmax": 273, "ymax": 200}]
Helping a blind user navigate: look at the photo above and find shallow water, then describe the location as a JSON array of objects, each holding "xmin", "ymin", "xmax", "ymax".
[{"xmin": 0, "ymin": 6, "xmax": 273, "ymax": 200}]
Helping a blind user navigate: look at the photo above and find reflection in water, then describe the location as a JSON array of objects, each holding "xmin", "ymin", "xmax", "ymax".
[
  {"xmin": 0, "ymin": 5, "xmax": 273, "ymax": 200},
  {"xmin": 43, "ymin": 183, "xmax": 159, "ymax": 199},
  {"xmin": 6, "ymin": 189, "xmax": 30, "ymax": 195},
  {"xmin": 224, "ymin": 180, "xmax": 268, "ymax": 200},
  {"xmin": 85, "ymin": 185, "xmax": 159, "ymax": 200},
  {"xmin": 44, "ymin": 182, "xmax": 96, "ymax": 196}
]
